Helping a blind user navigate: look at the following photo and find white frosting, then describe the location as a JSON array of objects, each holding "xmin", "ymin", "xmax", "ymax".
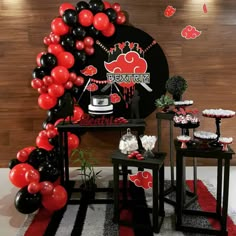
[
  {"xmin": 174, "ymin": 100, "xmax": 193, "ymax": 106},
  {"xmin": 177, "ymin": 135, "xmax": 191, "ymax": 141},
  {"xmin": 202, "ymin": 109, "xmax": 235, "ymax": 117},
  {"xmin": 194, "ymin": 131, "xmax": 217, "ymax": 140},
  {"xmin": 219, "ymin": 137, "xmax": 233, "ymax": 144}
]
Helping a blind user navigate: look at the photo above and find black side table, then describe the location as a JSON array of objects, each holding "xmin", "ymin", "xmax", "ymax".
[
  {"xmin": 111, "ymin": 150, "xmax": 166, "ymax": 233},
  {"xmin": 175, "ymin": 141, "xmax": 235, "ymax": 235},
  {"xmin": 56, "ymin": 119, "xmax": 146, "ymax": 187}
]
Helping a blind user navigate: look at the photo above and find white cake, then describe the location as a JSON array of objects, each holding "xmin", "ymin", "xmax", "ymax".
[{"xmin": 88, "ymin": 95, "xmax": 113, "ymax": 115}]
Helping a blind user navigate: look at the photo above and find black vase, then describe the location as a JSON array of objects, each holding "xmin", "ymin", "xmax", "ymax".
[{"xmin": 80, "ymin": 182, "xmax": 97, "ymax": 202}]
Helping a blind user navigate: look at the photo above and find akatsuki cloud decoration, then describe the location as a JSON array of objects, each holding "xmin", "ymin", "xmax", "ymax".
[{"xmin": 9, "ymin": 0, "xmax": 128, "ymax": 214}]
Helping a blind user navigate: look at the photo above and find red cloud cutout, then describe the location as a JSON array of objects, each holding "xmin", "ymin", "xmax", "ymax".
[
  {"xmin": 80, "ymin": 65, "xmax": 97, "ymax": 76},
  {"xmin": 128, "ymin": 171, "xmax": 153, "ymax": 189},
  {"xmin": 164, "ymin": 5, "xmax": 176, "ymax": 17},
  {"xmin": 181, "ymin": 25, "xmax": 202, "ymax": 39},
  {"xmin": 86, "ymin": 83, "xmax": 98, "ymax": 92}
]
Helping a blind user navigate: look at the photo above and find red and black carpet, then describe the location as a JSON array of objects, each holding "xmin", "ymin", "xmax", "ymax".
[{"xmin": 17, "ymin": 180, "xmax": 236, "ymax": 236}]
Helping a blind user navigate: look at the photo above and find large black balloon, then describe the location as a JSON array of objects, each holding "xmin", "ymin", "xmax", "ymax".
[
  {"xmin": 38, "ymin": 161, "xmax": 60, "ymax": 182},
  {"xmin": 105, "ymin": 8, "xmax": 117, "ymax": 22},
  {"xmin": 60, "ymin": 34, "xmax": 76, "ymax": 51},
  {"xmin": 72, "ymin": 26, "xmax": 86, "ymax": 40},
  {"xmin": 8, "ymin": 158, "xmax": 21, "ymax": 169},
  {"xmin": 89, "ymin": 0, "xmax": 104, "ymax": 13},
  {"xmin": 74, "ymin": 50, "xmax": 87, "ymax": 66},
  {"xmin": 40, "ymin": 53, "xmax": 57, "ymax": 70},
  {"xmin": 62, "ymin": 9, "xmax": 77, "ymax": 26},
  {"xmin": 27, "ymin": 148, "xmax": 50, "ymax": 169},
  {"xmin": 76, "ymin": 1, "xmax": 89, "ymax": 12},
  {"xmin": 32, "ymin": 66, "xmax": 49, "ymax": 79},
  {"xmin": 15, "ymin": 186, "xmax": 42, "ymax": 214}
]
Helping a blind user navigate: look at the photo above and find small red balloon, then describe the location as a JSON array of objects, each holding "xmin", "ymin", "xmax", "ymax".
[
  {"xmin": 37, "ymin": 85, "xmax": 48, "ymax": 94},
  {"xmin": 102, "ymin": 23, "xmax": 115, "ymax": 37},
  {"xmin": 83, "ymin": 36, "xmax": 94, "ymax": 47},
  {"xmin": 25, "ymin": 169, "xmax": 40, "ymax": 183},
  {"xmin": 84, "ymin": 46, "xmax": 95, "ymax": 56},
  {"xmin": 36, "ymin": 135, "xmax": 54, "ymax": 151},
  {"xmin": 43, "ymin": 76, "xmax": 54, "ymax": 86},
  {"xmin": 51, "ymin": 17, "xmax": 70, "ymax": 36},
  {"xmin": 16, "ymin": 150, "xmax": 29, "ymax": 162},
  {"xmin": 69, "ymin": 72, "xmax": 77, "ymax": 82},
  {"xmin": 31, "ymin": 78, "xmax": 43, "ymax": 89},
  {"xmin": 103, "ymin": 1, "xmax": 111, "ymax": 9},
  {"xmin": 36, "ymin": 52, "xmax": 45, "ymax": 66},
  {"xmin": 68, "ymin": 133, "xmax": 80, "ymax": 149},
  {"xmin": 40, "ymin": 181, "xmax": 54, "ymax": 195},
  {"xmin": 46, "ymin": 129, "xmax": 58, "ymax": 138},
  {"xmin": 48, "ymin": 84, "xmax": 65, "ymax": 98},
  {"xmin": 72, "ymin": 106, "xmax": 84, "ymax": 122},
  {"xmin": 116, "ymin": 11, "xmax": 126, "ymax": 25},
  {"xmin": 43, "ymin": 36, "xmax": 51, "ymax": 45},
  {"xmin": 76, "ymin": 40, "xmax": 85, "ymax": 50},
  {"xmin": 64, "ymin": 81, "xmax": 73, "ymax": 90},
  {"xmin": 50, "ymin": 34, "xmax": 61, "ymax": 44},
  {"xmin": 28, "ymin": 181, "xmax": 41, "ymax": 194},
  {"xmin": 73, "ymin": 76, "xmax": 84, "ymax": 86},
  {"xmin": 112, "ymin": 3, "xmax": 121, "ymax": 12}
]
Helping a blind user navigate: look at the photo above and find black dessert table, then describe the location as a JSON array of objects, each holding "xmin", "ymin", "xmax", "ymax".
[
  {"xmin": 111, "ymin": 149, "xmax": 166, "ymax": 233},
  {"xmin": 56, "ymin": 119, "xmax": 146, "ymax": 187},
  {"xmin": 175, "ymin": 140, "xmax": 235, "ymax": 235}
]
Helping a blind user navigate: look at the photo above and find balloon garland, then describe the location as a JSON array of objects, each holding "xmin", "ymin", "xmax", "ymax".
[{"xmin": 9, "ymin": 0, "xmax": 127, "ymax": 214}]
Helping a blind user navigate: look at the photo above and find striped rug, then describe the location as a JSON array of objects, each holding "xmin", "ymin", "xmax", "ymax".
[{"xmin": 16, "ymin": 180, "xmax": 236, "ymax": 236}]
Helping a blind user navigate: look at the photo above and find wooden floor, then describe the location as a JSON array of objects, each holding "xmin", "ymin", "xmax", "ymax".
[{"xmin": 0, "ymin": 0, "xmax": 236, "ymax": 167}]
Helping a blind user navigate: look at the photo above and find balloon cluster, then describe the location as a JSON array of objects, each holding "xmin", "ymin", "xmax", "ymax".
[{"xmin": 9, "ymin": 0, "xmax": 127, "ymax": 214}]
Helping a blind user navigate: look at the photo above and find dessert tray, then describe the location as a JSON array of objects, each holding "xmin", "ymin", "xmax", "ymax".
[
  {"xmin": 177, "ymin": 135, "xmax": 191, "ymax": 149},
  {"xmin": 218, "ymin": 137, "xmax": 233, "ymax": 151},
  {"xmin": 202, "ymin": 109, "xmax": 235, "ymax": 118},
  {"xmin": 194, "ymin": 131, "xmax": 217, "ymax": 140}
]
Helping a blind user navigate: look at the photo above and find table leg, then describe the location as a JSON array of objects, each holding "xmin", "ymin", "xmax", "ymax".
[
  {"xmin": 152, "ymin": 167, "xmax": 159, "ymax": 233},
  {"xmin": 216, "ymin": 158, "xmax": 223, "ymax": 216},
  {"xmin": 176, "ymin": 153, "xmax": 184, "ymax": 228},
  {"xmin": 170, "ymin": 120, "xmax": 174, "ymax": 186},
  {"xmin": 63, "ymin": 131, "xmax": 69, "ymax": 186},
  {"xmin": 222, "ymin": 158, "xmax": 230, "ymax": 232},
  {"xmin": 113, "ymin": 163, "xmax": 119, "ymax": 223},
  {"xmin": 159, "ymin": 164, "xmax": 165, "ymax": 216},
  {"xmin": 122, "ymin": 165, "xmax": 128, "ymax": 204}
]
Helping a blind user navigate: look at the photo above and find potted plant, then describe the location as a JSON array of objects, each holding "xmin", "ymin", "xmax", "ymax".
[
  {"xmin": 155, "ymin": 94, "xmax": 174, "ymax": 112},
  {"xmin": 71, "ymin": 148, "xmax": 102, "ymax": 201},
  {"xmin": 165, "ymin": 75, "xmax": 188, "ymax": 101}
]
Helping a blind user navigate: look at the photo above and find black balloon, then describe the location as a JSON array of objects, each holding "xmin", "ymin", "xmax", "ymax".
[
  {"xmin": 87, "ymin": 25, "xmax": 100, "ymax": 38},
  {"xmin": 105, "ymin": 8, "xmax": 117, "ymax": 22},
  {"xmin": 32, "ymin": 66, "xmax": 49, "ymax": 79},
  {"xmin": 62, "ymin": 9, "xmax": 77, "ymax": 26},
  {"xmin": 76, "ymin": 1, "xmax": 89, "ymax": 12},
  {"xmin": 8, "ymin": 158, "xmax": 20, "ymax": 169},
  {"xmin": 72, "ymin": 26, "xmax": 86, "ymax": 40},
  {"xmin": 38, "ymin": 161, "xmax": 60, "ymax": 182},
  {"xmin": 15, "ymin": 186, "xmax": 42, "ymax": 214},
  {"xmin": 27, "ymin": 148, "xmax": 50, "ymax": 169},
  {"xmin": 40, "ymin": 53, "xmax": 57, "ymax": 70},
  {"xmin": 60, "ymin": 34, "xmax": 76, "ymax": 51},
  {"xmin": 74, "ymin": 50, "xmax": 87, "ymax": 65},
  {"xmin": 89, "ymin": 0, "xmax": 104, "ymax": 13}
]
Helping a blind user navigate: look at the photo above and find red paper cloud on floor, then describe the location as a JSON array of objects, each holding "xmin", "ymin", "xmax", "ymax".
[
  {"xmin": 181, "ymin": 25, "xmax": 202, "ymax": 39},
  {"xmin": 128, "ymin": 171, "xmax": 153, "ymax": 189},
  {"xmin": 164, "ymin": 5, "xmax": 176, "ymax": 17}
]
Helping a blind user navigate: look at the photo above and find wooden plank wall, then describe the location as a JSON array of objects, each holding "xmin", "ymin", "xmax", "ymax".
[{"xmin": 0, "ymin": 0, "xmax": 235, "ymax": 167}]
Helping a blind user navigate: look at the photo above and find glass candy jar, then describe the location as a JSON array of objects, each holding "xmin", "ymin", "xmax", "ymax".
[{"xmin": 119, "ymin": 128, "xmax": 139, "ymax": 154}]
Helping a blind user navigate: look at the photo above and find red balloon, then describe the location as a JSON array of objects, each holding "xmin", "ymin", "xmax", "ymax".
[
  {"xmin": 36, "ymin": 52, "xmax": 45, "ymax": 66},
  {"xmin": 48, "ymin": 84, "xmax": 65, "ymax": 98},
  {"xmin": 25, "ymin": 169, "xmax": 40, "ymax": 183},
  {"xmin": 46, "ymin": 123, "xmax": 55, "ymax": 130},
  {"xmin": 40, "ymin": 181, "xmax": 54, "ymax": 195},
  {"xmin": 37, "ymin": 85, "xmax": 48, "ymax": 94},
  {"xmin": 116, "ymin": 11, "xmax": 126, "ymax": 24},
  {"xmin": 28, "ymin": 182, "xmax": 41, "ymax": 194},
  {"xmin": 39, "ymin": 130, "xmax": 48, "ymax": 138},
  {"xmin": 76, "ymin": 40, "xmax": 85, "ymax": 51},
  {"xmin": 68, "ymin": 133, "xmax": 80, "ymax": 149},
  {"xmin": 31, "ymin": 78, "xmax": 43, "ymax": 89},
  {"xmin": 9, "ymin": 163, "xmax": 34, "ymax": 188},
  {"xmin": 73, "ymin": 76, "xmax": 84, "ymax": 86},
  {"xmin": 78, "ymin": 9, "xmax": 94, "ymax": 27},
  {"xmin": 16, "ymin": 150, "xmax": 29, "ymax": 162},
  {"xmin": 59, "ymin": 3, "xmax": 75, "ymax": 16},
  {"xmin": 43, "ymin": 36, "xmax": 51, "ymax": 45},
  {"xmin": 64, "ymin": 81, "xmax": 73, "ymax": 90},
  {"xmin": 36, "ymin": 135, "xmax": 54, "ymax": 151},
  {"xmin": 57, "ymin": 52, "xmax": 75, "ymax": 69},
  {"xmin": 84, "ymin": 46, "xmax": 95, "ymax": 56},
  {"xmin": 43, "ymin": 76, "xmax": 54, "ymax": 86},
  {"xmin": 38, "ymin": 93, "xmax": 57, "ymax": 110},
  {"xmin": 83, "ymin": 36, "xmax": 94, "ymax": 47},
  {"xmin": 112, "ymin": 3, "xmax": 121, "ymax": 12},
  {"xmin": 54, "ymin": 118, "xmax": 64, "ymax": 127},
  {"xmin": 51, "ymin": 17, "xmax": 70, "ymax": 36},
  {"xmin": 46, "ymin": 129, "xmax": 58, "ymax": 138},
  {"xmin": 72, "ymin": 106, "xmax": 84, "ymax": 122},
  {"xmin": 48, "ymin": 44, "xmax": 64, "ymax": 56},
  {"xmin": 42, "ymin": 185, "xmax": 68, "ymax": 211},
  {"xmin": 50, "ymin": 33, "xmax": 61, "ymax": 44},
  {"xmin": 93, "ymin": 13, "xmax": 110, "ymax": 31},
  {"xmin": 23, "ymin": 146, "xmax": 36, "ymax": 155},
  {"xmin": 103, "ymin": 1, "xmax": 111, "ymax": 9},
  {"xmin": 102, "ymin": 22, "xmax": 115, "ymax": 37},
  {"xmin": 51, "ymin": 66, "xmax": 70, "ymax": 84},
  {"xmin": 69, "ymin": 72, "xmax": 77, "ymax": 82}
]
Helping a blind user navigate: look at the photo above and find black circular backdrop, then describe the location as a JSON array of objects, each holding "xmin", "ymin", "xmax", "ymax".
[{"xmin": 76, "ymin": 25, "xmax": 169, "ymax": 118}]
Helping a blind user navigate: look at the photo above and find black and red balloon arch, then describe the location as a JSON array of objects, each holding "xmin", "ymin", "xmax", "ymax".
[{"xmin": 9, "ymin": 0, "xmax": 169, "ymax": 214}]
